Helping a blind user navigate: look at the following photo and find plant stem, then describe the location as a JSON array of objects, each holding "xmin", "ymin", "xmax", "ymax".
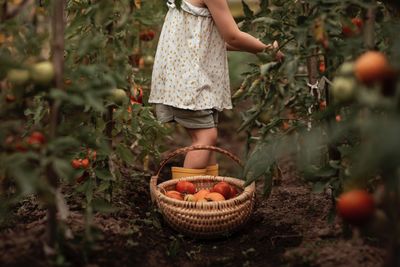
[
  {"xmin": 364, "ymin": 1, "xmax": 376, "ymax": 50},
  {"xmin": 46, "ymin": 0, "xmax": 65, "ymax": 249}
]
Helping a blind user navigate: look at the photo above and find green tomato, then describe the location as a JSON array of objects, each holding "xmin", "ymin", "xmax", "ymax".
[
  {"xmin": 31, "ymin": 61, "xmax": 55, "ymax": 85},
  {"xmin": 7, "ymin": 69, "xmax": 30, "ymax": 86},
  {"xmin": 337, "ymin": 62, "xmax": 355, "ymax": 76},
  {"xmin": 143, "ymin": 55, "xmax": 155, "ymax": 66},
  {"xmin": 331, "ymin": 77, "xmax": 356, "ymax": 103},
  {"xmin": 109, "ymin": 88, "xmax": 128, "ymax": 106},
  {"xmin": 258, "ymin": 111, "xmax": 272, "ymax": 124}
]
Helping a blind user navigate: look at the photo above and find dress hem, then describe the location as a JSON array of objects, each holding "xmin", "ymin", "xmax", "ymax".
[{"xmin": 148, "ymin": 100, "xmax": 233, "ymax": 112}]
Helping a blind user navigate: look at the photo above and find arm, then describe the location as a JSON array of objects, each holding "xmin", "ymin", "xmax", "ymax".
[
  {"xmin": 204, "ymin": 0, "xmax": 271, "ymax": 54},
  {"xmin": 226, "ymin": 43, "xmax": 239, "ymax": 51}
]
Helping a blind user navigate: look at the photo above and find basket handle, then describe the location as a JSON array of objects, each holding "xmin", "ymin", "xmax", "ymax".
[{"xmin": 154, "ymin": 145, "xmax": 243, "ymax": 178}]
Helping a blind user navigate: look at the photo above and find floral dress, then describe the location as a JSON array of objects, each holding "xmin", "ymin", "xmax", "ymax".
[{"xmin": 149, "ymin": 0, "xmax": 232, "ymax": 111}]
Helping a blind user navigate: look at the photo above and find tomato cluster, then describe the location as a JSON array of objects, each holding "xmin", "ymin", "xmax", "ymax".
[
  {"xmin": 139, "ymin": 29, "xmax": 155, "ymax": 42},
  {"xmin": 342, "ymin": 18, "xmax": 364, "ymax": 37},
  {"xmin": 4, "ymin": 131, "xmax": 46, "ymax": 152},
  {"xmin": 71, "ymin": 149, "xmax": 97, "ymax": 170},
  {"xmin": 166, "ymin": 181, "xmax": 239, "ymax": 202}
]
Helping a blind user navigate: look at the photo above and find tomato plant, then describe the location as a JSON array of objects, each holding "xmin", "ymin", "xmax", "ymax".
[
  {"xmin": 235, "ymin": 0, "xmax": 399, "ymax": 263},
  {"xmin": 0, "ymin": 0, "xmax": 168, "ymax": 258}
]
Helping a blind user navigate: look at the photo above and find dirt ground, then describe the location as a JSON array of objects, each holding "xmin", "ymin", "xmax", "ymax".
[{"xmin": 0, "ymin": 111, "xmax": 387, "ymax": 267}]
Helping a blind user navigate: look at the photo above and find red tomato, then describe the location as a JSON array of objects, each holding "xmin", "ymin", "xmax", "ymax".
[
  {"xmin": 130, "ymin": 87, "xmax": 143, "ymax": 105},
  {"xmin": 27, "ymin": 131, "xmax": 46, "ymax": 145},
  {"xmin": 5, "ymin": 94, "xmax": 16, "ymax": 103},
  {"xmin": 319, "ymin": 100, "xmax": 327, "ymax": 111},
  {"xmin": 139, "ymin": 29, "xmax": 156, "ymax": 41},
  {"xmin": 175, "ymin": 181, "xmax": 196, "ymax": 194},
  {"xmin": 354, "ymin": 51, "xmax": 390, "ymax": 85},
  {"xmin": 81, "ymin": 158, "xmax": 90, "ymax": 169},
  {"xmin": 212, "ymin": 182, "xmax": 231, "ymax": 199},
  {"xmin": 15, "ymin": 142, "xmax": 27, "ymax": 152},
  {"xmin": 229, "ymin": 185, "xmax": 238, "ymax": 199},
  {"xmin": 281, "ymin": 121, "xmax": 290, "ymax": 130},
  {"xmin": 351, "ymin": 18, "xmax": 363, "ymax": 30},
  {"xmin": 337, "ymin": 190, "xmax": 375, "ymax": 225},
  {"xmin": 87, "ymin": 149, "xmax": 97, "ymax": 160},
  {"xmin": 342, "ymin": 25, "xmax": 353, "ymax": 37},
  {"xmin": 319, "ymin": 61, "xmax": 326, "ymax": 73},
  {"xmin": 342, "ymin": 18, "xmax": 363, "ymax": 37},
  {"xmin": 71, "ymin": 159, "xmax": 82, "ymax": 169}
]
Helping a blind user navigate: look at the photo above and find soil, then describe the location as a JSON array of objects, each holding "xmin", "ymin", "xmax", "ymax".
[{"xmin": 0, "ymin": 111, "xmax": 387, "ymax": 267}]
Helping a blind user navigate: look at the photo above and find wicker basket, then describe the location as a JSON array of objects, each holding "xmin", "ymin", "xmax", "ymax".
[{"xmin": 150, "ymin": 145, "xmax": 256, "ymax": 238}]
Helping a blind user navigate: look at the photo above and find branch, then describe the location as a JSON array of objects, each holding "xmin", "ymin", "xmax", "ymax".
[
  {"xmin": 49, "ymin": 0, "xmax": 65, "ymax": 138},
  {"xmin": 364, "ymin": 2, "xmax": 376, "ymax": 50},
  {"xmin": 46, "ymin": 0, "xmax": 65, "ymax": 249},
  {"xmin": 277, "ymin": 37, "xmax": 295, "ymax": 51}
]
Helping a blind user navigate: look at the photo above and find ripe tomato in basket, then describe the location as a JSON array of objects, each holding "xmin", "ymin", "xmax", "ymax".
[
  {"xmin": 212, "ymin": 182, "xmax": 231, "ymax": 199},
  {"xmin": 176, "ymin": 181, "xmax": 196, "ymax": 194},
  {"xmin": 229, "ymin": 185, "xmax": 238, "ymax": 199},
  {"xmin": 166, "ymin": 190, "xmax": 183, "ymax": 201}
]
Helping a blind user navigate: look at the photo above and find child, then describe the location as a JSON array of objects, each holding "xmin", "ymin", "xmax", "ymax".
[{"xmin": 149, "ymin": 0, "xmax": 282, "ymax": 179}]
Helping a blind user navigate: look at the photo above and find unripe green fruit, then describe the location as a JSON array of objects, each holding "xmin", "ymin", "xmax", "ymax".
[
  {"xmin": 258, "ymin": 111, "xmax": 272, "ymax": 124},
  {"xmin": 7, "ymin": 69, "xmax": 30, "ymax": 85},
  {"xmin": 31, "ymin": 61, "xmax": 55, "ymax": 85},
  {"xmin": 143, "ymin": 55, "xmax": 155, "ymax": 66},
  {"xmin": 332, "ymin": 77, "xmax": 356, "ymax": 103},
  {"xmin": 337, "ymin": 62, "xmax": 355, "ymax": 76},
  {"xmin": 109, "ymin": 88, "xmax": 128, "ymax": 106}
]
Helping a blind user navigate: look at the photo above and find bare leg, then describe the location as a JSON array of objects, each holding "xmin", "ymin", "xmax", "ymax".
[
  {"xmin": 184, "ymin": 127, "xmax": 217, "ymax": 169},
  {"xmin": 208, "ymin": 149, "xmax": 216, "ymax": 165}
]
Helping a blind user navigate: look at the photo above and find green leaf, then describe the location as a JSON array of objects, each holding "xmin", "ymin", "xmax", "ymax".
[
  {"xmin": 50, "ymin": 89, "xmax": 85, "ymax": 106},
  {"xmin": 259, "ymin": 0, "xmax": 270, "ymax": 16},
  {"xmin": 5, "ymin": 153, "xmax": 40, "ymax": 194},
  {"xmin": 48, "ymin": 136, "xmax": 80, "ymax": 154},
  {"xmin": 95, "ymin": 168, "xmax": 115, "ymax": 181},
  {"xmin": 241, "ymin": 0, "xmax": 254, "ymax": 18},
  {"xmin": 262, "ymin": 171, "xmax": 273, "ymax": 198},
  {"xmin": 75, "ymin": 178, "xmax": 90, "ymax": 193},
  {"xmin": 84, "ymin": 92, "xmax": 106, "ymax": 112},
  {"xmin": 312, "ymin": 182, "xmax": 326, "ymax": 193},
  {"xmin": 115, "ymin": 143, "xmax": 134, "ymax": 163},
  {"xmin": 252, "ymin": 17, "xmax": 278, "ymax": 25},
  {"xmin": 53, "ymin": 158, "xmax": 74, "ymax": 182},
  {"xmin": 284, "ymin": 56, "xmax": 299, "ymax": 81},
  {"xmin": 244, "ymin": 142, "xmax": 275, "ymax": 185},
  {"xmin": 92, "ymin": 198, "xmax": 116, "ymax": 213},
  {"xmin": 96, "ymin": 181, "xmax": 111, "ymax": 193},
  {"xmin": 260, "ymin": 62, "xmax": 278, "ymax": 76},
  {"xmin": 327, "ymin": 205, "xmax": 337, "ymax": 224},
  {"xmin": 256, "ymin": 52, "xmax": 274, "ymax": 63},
  {"xmin": 85, "ymin": 178, "xmax": 95, "ymax": 204}
]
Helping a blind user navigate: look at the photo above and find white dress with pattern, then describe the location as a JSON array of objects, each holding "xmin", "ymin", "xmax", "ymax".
[{"xmin": 149, "ymin": 0, "xmax": 232, "ymax": 111}]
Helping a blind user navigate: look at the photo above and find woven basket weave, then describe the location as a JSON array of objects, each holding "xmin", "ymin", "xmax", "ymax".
[{"xmin": 150, "ymin": 145, "xmax": 256, "ymax": 238}]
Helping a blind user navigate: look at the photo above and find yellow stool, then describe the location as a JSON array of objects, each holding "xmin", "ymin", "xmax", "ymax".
[
  {"xmin": 206, "ymin": 164, "xmax": 219, "ymax": 176},
  {"xmin": 171, "ymin": 167, "xmax": 207, "ymax": 179}
]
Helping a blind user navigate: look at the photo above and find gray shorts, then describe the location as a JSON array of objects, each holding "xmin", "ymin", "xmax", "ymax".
[{"xmin": 155, "ymin": 104, "xmax": 218, "ymax": 129}]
